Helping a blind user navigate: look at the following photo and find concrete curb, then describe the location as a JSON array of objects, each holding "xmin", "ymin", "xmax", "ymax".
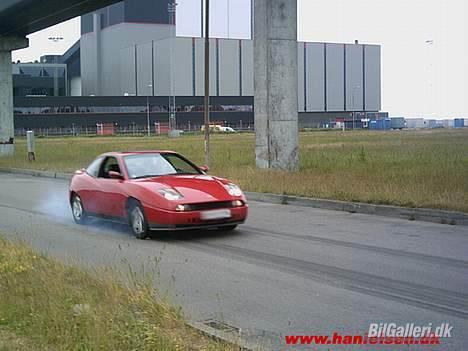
[
  {"xmin": 245, "ymin": 192, "xmax": 468, "ymax": 226},
  {"xmin": 188, "ymin": 321, "xmax": 261, "ymax": 350},
  {"xmin": 0, "ymin": 167, "xmax": 72, "ymax": 180},
  {"xmin": 1, "ymin": 167, "xmax": 467, "ymax": 226}
]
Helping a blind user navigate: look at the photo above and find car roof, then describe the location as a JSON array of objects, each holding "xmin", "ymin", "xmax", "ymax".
[{"xmin": 99, "ymin": 150, "xmax": 178, "ymax": 157}]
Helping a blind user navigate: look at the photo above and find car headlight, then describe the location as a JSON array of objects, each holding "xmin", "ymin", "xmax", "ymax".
[
  {"xmin": 224, "ymin": 183, "xmax": 243, "ymax": 197},
  {"xmin": 158, "ymin": 188, "xmax": 184, "ymax": 201},
  {"xmin": 232, "ymin": 200, "xmax": 244, "ymax": 207}
]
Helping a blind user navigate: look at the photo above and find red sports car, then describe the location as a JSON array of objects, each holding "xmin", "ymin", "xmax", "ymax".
[{"xmin": 69, "ymin": 151, "xmax": 248, "ymax": 239}]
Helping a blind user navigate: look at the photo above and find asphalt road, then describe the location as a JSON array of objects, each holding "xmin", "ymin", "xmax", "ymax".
[{"xmin": 0, "ymin": 173, "xmax": 467, "ymax": 350}]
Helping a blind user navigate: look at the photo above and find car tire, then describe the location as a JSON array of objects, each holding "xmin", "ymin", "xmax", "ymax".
[
  {"xmin": 71, "ymin": 194, "xmax": 87, "ymax": 224},
  {"xmin": 128, "ymin": 200, "xmax": 149, "ymax": 240},
  {"xmin": 219, "ymin": 224, "xmax": 237, "ymax": 231}
]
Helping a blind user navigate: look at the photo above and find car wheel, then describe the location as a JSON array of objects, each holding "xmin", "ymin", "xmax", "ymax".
[
  {"xmin": 219, "ymin": 224, "xmax": 237, "ymax": 231},
  {"xmin": 71, "ymin": 194, "xmax": 87, "ymax": 224},
  {"xmin": 128, "ymin": 201, "xmax": 149, "ymax": 240}
]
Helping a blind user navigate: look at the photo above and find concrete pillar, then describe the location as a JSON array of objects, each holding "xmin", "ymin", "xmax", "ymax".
[
  {"xmin": 254, "ymin": 0, "xmax": 299, "ymax": 171},
  {"xmin": 0, "ymin": 36, "xmax": 28, "ymax": 157}
]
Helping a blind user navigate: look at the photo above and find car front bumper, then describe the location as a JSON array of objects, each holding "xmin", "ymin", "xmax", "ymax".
[{"xmin": 143, "ymin": 204, "xmax": 248, "ymax": 231}]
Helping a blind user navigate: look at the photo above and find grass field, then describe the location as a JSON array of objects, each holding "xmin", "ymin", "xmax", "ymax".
[
  {"xmin": 0, "ymin": 129, "xmax": 467, "ymax": 212},
  {"xmin": 0, "ymin": 236, "xmax": 234, "ymax": 351}
]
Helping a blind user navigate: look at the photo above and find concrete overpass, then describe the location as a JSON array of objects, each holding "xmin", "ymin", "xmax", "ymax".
[
  {"xmin": 0, "ymin": 0, "xmax": 122, "ymax": 156},
  {"xmin": 0, "ymin": 0, "xmax": 122, "ymax": 36},
  {"xmin": 0, "ymin": 0, "xmax": 299, "ymax": 171}
]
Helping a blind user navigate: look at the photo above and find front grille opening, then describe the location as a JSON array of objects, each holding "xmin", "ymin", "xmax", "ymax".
[{"xmin": 188, "ymin": 201, "xmax": 239, "ymax": 211}]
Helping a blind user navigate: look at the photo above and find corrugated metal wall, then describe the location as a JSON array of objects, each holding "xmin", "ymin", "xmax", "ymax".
[
  {"xmin": 82, "ymin": 31, "xmax": 381, "ymax": 112},
  {"xmin": 136, "ymin": 41, "xmax": 153, "ymax": 96},
  {"xmin": 345, "ymin": 44, "xmax": 364, "ymax": 111},
  {"xmin": 306, "ymin": 43, "xmax": 325, "ymax": 111},
  {"xmin": 325, "ymin": 43, "xmax": 345, "ymax": 111},
  {"xmin": 172, "ymin": 37, "xmax": 193, "ymax": 96},
  {"xmin": 218, "ymin": 39, "xmax": 241, "ymax": 96},
  {"xmin": 241, "ymin": 40, "xmax": 254, "ymax": 96},
  {"xmin": 194, "ymin": 38, "xmax": 217, "ymax": 96},
  {"xmin": 153, "ymin": 38, "xmax": 171, "ymax": 96},
  {"xmin": 119, "ymin": 45, "xmax": 135, "ymax": 95},
  {"xmin": 364, "ymin": 45, "xmax": 381, "ymax": 111}
]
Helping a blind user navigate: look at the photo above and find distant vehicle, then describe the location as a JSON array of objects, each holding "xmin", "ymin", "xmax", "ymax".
[
  {"xmin": 200, "ymin": 125, "xmax": 236, "ymax": 133},
  {"xmin": 220, "ymin": 126, "xmax": 236, "ymax": 133},
  {"xmin": 69, "ymin": 151, "xmax": 248, "ymax": 239}
]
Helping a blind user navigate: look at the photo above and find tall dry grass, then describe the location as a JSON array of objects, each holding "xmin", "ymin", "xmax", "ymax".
[
  {"xmin": 0, "ymin": 237, "xmax": 234, "ymax": 351},
  {"xmin": 0, "ymin": 129, "xmax": 466, "ymax": 212}
]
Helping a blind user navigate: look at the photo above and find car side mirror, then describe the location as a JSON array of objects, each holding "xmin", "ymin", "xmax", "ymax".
[
  {"xmin": 108, "ymin": 171, "xmax": 123, "ymax": 179},
  {"xmin": 199, "ymin": 165, "xmax": 209, "ymax": 173}
]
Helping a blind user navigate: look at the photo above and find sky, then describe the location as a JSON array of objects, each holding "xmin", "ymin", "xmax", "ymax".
[{"xmin": 12, "ymin": 0, "xmax": 468, "ymax": 118}]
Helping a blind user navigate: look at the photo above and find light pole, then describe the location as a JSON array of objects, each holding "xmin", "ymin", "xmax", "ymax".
[
  {"xmin": 204, "ymin": 0, "xmax": 211, "ymax": 166},
  {"xmin": 227, "ymin": 0, "xmax": 230, "ymax": 38},
  {"xmin": 147, "ymin": 84, "xmax": 152, "ymax": 137},
  {"xmin": 48, "ymin": 37, "xmax": 64, "ymax": 97},
  {"xmin": 168, "ymin": 1, "xmax": 178, "ymax": 135},
  {"xmin": 200, "ymin": 0, "xmax": 204, "ymax": 37},
  {"xmin": 425, "ymin": 40, "xmax": 434, "ymax": 118}
]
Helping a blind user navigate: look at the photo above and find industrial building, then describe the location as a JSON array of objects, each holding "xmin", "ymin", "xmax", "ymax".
[
  {"xmin": 13, "ymin": 60, "xmax": 67, "ymax": 97},
  {"xmin": 14, "ymin": 0, "xmax": 385, "ymax": 132},
  {"xmin": 79, "ymin": 0, "xmax": 381, "ymax": 110}
]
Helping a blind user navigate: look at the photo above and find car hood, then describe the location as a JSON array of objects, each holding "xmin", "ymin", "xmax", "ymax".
[{"xmin": 132, "ymin": 174, "xmax": 236, "ymax": 203}]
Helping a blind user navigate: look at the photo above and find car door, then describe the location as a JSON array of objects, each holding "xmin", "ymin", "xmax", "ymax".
[
  {"xmin": 79, "ymin": 156, "xmax": 104, "ymax": 215},
  {"xmin": 95, "ymin": 156, "xmax": 128, "ymax": 218}
]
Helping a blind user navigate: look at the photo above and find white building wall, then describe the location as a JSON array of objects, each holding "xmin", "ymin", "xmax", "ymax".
[
  {"xmin": 194, "ymin": 38, "xmax": 217, "ymax": 96},
  {"xmin": 345, "ymin": 44, "xmax": 364, "ymax": 111},
  {"xmin": 173, "ymin": 37, "xmax": 194, "ymax": 96},
  {"xmin": 120, "ymin": 45, "xmax": 136, "ymax": 95},
  {"xmin": 80, "ymin": 19, "xmax": 100, "ymax": 96},
  {"xmin": 80, "ymin": 22, "xmax": 381, "ymax": 112},
  {"xmin": 325, "ymin": 43, "xmax": 345, "ymax": 111},
  {"xmin": 306, "ymin": 43, "xmax": 325, "ymax": 111},
  {"xmin": 70, "ymin": 76, "xmax": 82, "ymax": 96},
  {"xmin": 136, "ymin": 41, "xmax": 153, "ymax": 96},
  {"xmin": 218, "ymin": 39, "xmax": 240, "ymax": 96},
  {"xmin": 154, "ymin": 38, "xmax": 171, "ymax": 96},
  {"xmin": 241, "ymin": 39, "xmax": 254, "ymax": 96},
  {"xmin": 364, "ymin": 45, "xmax": 381, "ymax": 111},
  {"xmin": 81, "ymin": 22, "xmax": 173, "ymax": 96}
]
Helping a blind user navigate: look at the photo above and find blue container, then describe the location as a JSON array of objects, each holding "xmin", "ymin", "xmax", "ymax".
[
  {"xmin": 454, "ymin": 118, "xmax": 465, "ymax": 128},
  {"xmin": 383, "ymin": 118, "xmax": 391, "ymax": 130},
  {"xmin": 377, "ymin": 120, "xmax": 382, "ymax": 130},
  {"xmin": 369, "ymin": 119, "xmax": 391, "ymax": 130}
]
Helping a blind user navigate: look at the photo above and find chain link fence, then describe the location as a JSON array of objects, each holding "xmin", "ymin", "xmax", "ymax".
[{"xmin": 15, "ymin": 122, "xmax": 254, "ymax": 138}]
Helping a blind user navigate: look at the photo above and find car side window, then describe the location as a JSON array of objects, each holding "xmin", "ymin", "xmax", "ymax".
[
  {"xmin": 98, "ymin": 157, "xmax": 121, "ymax": 179},
  {"xmin": 86, "ymin": 157, "xmax": 103, "ymax": 178}
]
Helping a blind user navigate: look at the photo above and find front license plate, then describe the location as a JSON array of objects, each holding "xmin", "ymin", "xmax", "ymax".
[{"xmin": 200, "ymin": 209, "xmax": 231, "ymax": 220}]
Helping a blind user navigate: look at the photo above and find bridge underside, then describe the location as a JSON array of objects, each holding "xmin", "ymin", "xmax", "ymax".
[
  {"xmin": 0, "ymin": 0, "xmax": 121, "ymax": 156},
  {"xmin": 0, "ymin": 0, "xmax": 121, "ymax": 37}
]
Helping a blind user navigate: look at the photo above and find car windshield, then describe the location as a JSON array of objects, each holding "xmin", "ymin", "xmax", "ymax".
[{"xmin": 124, "ymin": 153, "xmax": 202, "ymax": 179}]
